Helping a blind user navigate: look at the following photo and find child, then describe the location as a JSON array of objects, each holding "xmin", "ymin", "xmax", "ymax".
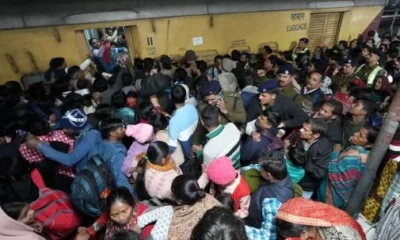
[
  {"xmin": 92, "ymin": 118, "xmax": 134, "ymax": 195},
  {"xmin": 246, "ymin": 150, "xmax": 294, "ymax": 228},
  {"xmin": 207, "ymin": 156, "xmax": 251, "ymax": 219}
]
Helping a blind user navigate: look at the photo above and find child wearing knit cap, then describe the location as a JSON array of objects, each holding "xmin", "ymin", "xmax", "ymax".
[{"xmin": 207, "ymin": 156, "xmax": 251, "ymax": 218}]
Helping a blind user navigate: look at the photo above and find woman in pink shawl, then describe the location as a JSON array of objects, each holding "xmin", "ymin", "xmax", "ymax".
[{"xmin": 0, "ymin": 202, "xmax": 44, "ymax": 240}]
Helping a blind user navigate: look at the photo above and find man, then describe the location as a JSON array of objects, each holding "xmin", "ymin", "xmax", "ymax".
[
  {"xmin": 343, "ymin": 98, "xmax": 375, "ymax": 149},
  {"xmin": 168, "ymin": 85, "xmax": 199, "ymax": 158},
  {"xmin": 290, "ymin": 38, "xmax": 310, "ymax": 62},
  {"xmin": 246, "ymin": 80, "xmax": 308, "ymax": 132},
  {"xmin": 198, "ymin": 106, "xmax": 241, "ymax": 169},
  {"xmin": 287, "ymin": 118, "xmax": 332, "ymax": 199},
  {"xmin": 246, "ymin": 151, "xmax": 294, "ymax": 230},
  {"xmin": 331, "ymin": 58, "xmax": 357, "ymax": 92},
  {"xmin": 192, "ymin": 80, "xmax": 246, "ymax": 146},
  {"xmin": 301, "ymin": 71, "xmax": 325, "ymax": 109},
  {"xmin": 218, "ymin": 58, "xmax": 238, "ymax": 92},
  {"xmin": 276, "ymin": 65, "xmax": 304, "ymax": 107},
  {"xmin": 355, "ymin": 51, "xmax": 386, "ymax": 86},
  {"xmin": 184, "ymin": 50, "xmax": 198, "ymax": 77},
  {"xmin": 89, "ymin": 37, "xmax": 127, "ymax": 73},
  {"xmin": 25, "ymin": 108, "xmax": 102, "ymax": 172},
  {"xmin": 241, "ymin": 110, "xmax": 283, "ymax": 164},
  {"xmin": 314, "ymin": 99, "xmax": 344, "ymax": 146}
]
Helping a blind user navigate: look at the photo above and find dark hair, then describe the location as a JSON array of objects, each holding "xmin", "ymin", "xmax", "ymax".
[
  {"xmin": 174, "ymin": 68, "xmax": 188, "ymax": 82},
  {"xmin": 99, "ymin": 118, "xmax": 124, "ymax": 139},
  {"xmin": 49, "ymin": 57, "xmax": 65, "ymax": 69},
  {"xmin": 200, "ymin": 106, "xmax": 220, "ymax": 129},
  {"xmin": 137, "ymin": 101, "xmax": 154, "ymax": 120},
  {"xmin": 160, "ymin": 55, "xmax": 172, "ymax": 70},
  {"xmin": 358, "ymin": 99, "xmax": 376, "ymax": 117},
  {"xmin": 107, "ymin": 187, "xmax": 135, "ymax": 212},
  {"xmin": 259, "ymin": 150, "xmax": 287, "ymax": 180},
  {"xmin": 264, "ymin": 45, "xmax": 273, "ymax": 54},
  {"xmin": 1, "ymin": 202, "xmax": 28, "ymax": 221},
  {"xmin": 216, "ymin": 194, "xmax": 235, "ymax": 212},
  {"xmin": 148, "ymin": 112, "xmax": 169, "ymax": 131},
  {"xmin": 231, "ymin": 50, "xmax": 241, "ymax": 62},
  {"xmin": 77, "ymin": 79, "xmax": 89, "ymax": 90},
  {"xmin": 143, "ymin": 58, "xmax": 155, "ymax": 73},
  {"xmin": 67, "ymin": 65, "xmax": 81, "ymax": 78},
  {"xmin": 261, "ymin": 110, "xmax": 280, "ymax": 128},
  {"xmin": 93, "ymin": 77, "xmax": 109, "ymax": 92},
  {"xmin": 3, "ymin": 81, "xmax": 23, "ymax": 107},
  {"xmin": 95, "ymin": 103, "xmax": 113, "ymax": 121},
  {"xmin": 109, "ymin": 230, "xmax": 141, "ymax": 240},
  {"xmin": 364, "ymin": 125, "xmax": 379, "ymax": 144},
  {"xmin": 361, "ymin": 46, "xmax": 373, "ymax": 53},
  {"xmin": 191, "ymin": 207, "xmax": 248, "ymax": 240},
  {"xmin": 214, "ymin": 55, "xmax": 223, "ymax": 62},
  {"xmin": 62, "ymin": 93, "xmax": 84, "ymax": 114},
  {"xmin": 305, "ymin": 118, "xmax": 328, "ymax": 137},
  {"xmin": 196, "ymin": 60, "xmax": 208, "ymax": 73},
  {"xmin": 134, "ymin": 58, "xmax": 144, "ymax": 70},
  {"xmin": 276, "ymin": 218, "xmax": 309, "ymax": 238},
  {"xmin": 0, "ymin": 154, "xmax": 30, "ymax": 181},
  {"xmin": 171, "ymin": 175, "xmax": 206, "ymax": 205},
  {"xmin": 324, "ymin": 99, "xmax": 343, "ymax": 117},
  {"xmin": 136, "ymin": 141, "xmax": 169, "ymax": 200},
  {"xmin": 88, "ymin": 38, "xmax": 97, "ymax": 46},
  {"xmin": 27, "ymin": 82, "xmax": 47, "ymax": 101},
  {"xmin": 242, "ymin": 71, "xmax": 255, "ymax": 88},
  {"xmin": 171, "ymin": 85, "xmax": 186, "ymax": 104},
  {"xmin": 111, "ymin": 90, "xmax": 127, "ymax": 109},
  {"xmin": 310, "ymin": 71, "xmax": 324, "ymax": 83},
  {"xmin": 122, "ymin": 73, "xmax": 133, "ymax": 87},
  {"xmin": 27, "ymin": 114, "xmax": 51, "ymax": 136}
]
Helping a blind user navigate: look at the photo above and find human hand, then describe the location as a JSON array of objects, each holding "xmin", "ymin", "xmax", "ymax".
[
  {"xmin": 77, "ymin": 227, "xmax": 87, "ymax": 233},
  {"xmin": 333, "ymin": 144, "xmax": 343, "ymax": 152},
  {"xmin": 192, "ymin": 145, "xmax": 203, "ymax": 153},
  {"xmin": 25, "ymin": 135, "xmax": 41, "ymax": 149},
  {"xmin": 75, "ymin": 231, "xmax": 90, "ymax": 240},
  {"xmin": 217, "ymin": 99, "xmax": 227, "ymax": 114},
  {"xmin": 202, "ymin": 164, "xmax": 207, "ymax": 173},
  {"xmin": 251, "ymin": 131, "xmax": 261, "ymax": 142},
  {"xmin": 277, "ymin": 122, "xmax": 285, "ymax": 129}
]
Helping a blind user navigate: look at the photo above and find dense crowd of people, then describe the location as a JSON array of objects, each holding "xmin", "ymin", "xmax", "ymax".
[{"xmin": 1, "ymin": 29, "xmax": 400, "ymax": 240}]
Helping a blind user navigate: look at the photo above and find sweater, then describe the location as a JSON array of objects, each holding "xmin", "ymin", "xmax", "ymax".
[
  {"xmin": 122, "ymin": 141, "xmax": 151, "ymax": 177},
  {"xmin": 203, "ymin": 123, "xmax": 241, "ymax": 168},
  {"xmin": 37, "ymin": 125, "xmax": 102, "ymax": 172},
  {"xmin": 229, "ymin": 174, "xmax": 252, "ymax": 219}
]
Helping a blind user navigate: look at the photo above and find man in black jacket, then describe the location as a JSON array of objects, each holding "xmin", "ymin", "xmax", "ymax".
[
  {"xmin": 245, "ymin": 80, "xmax": 308, "ymax": 133},
  {"xmin": 287, "ymin": 118, "xmax": 332, "ymax": 199},
  {"xmin": 313, "ymin": 99, "xmax": 344, "ymax": 147}
]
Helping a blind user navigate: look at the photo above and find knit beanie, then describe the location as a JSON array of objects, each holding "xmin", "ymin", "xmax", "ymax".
[
  {"xmin": 125, "ymin": 123, "xmax": 154, "ymax": 144},
  {"xmin": 60, "ymin": 108, "xmax": 88, "ymax": 131},
  {"xmin": 207, "ymin": 156, "xmax": 236, "ymax": 185},
  {"xmin": 221, "ymin": 58, "xmax": 235, "ymax": 72}
]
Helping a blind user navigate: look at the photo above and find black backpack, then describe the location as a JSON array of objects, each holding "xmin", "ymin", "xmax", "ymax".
[{"xmin": 70, "ymin": 155, "xmax": 113, "ymax": 218}]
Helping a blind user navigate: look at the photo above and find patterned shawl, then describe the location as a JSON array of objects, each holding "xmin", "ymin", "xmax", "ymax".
[{"xmin": 277, "ymin": 198, "xmax": 366, "ymax": 240}]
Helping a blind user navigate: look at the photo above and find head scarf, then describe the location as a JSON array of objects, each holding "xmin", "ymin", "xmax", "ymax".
[
  {"xmin": 376, "ymin": 76, "xmax": 393, "ymax": 95},
  {"xmin": 277, "ymin": 198, "xmax": 366, "ymax": 240}
]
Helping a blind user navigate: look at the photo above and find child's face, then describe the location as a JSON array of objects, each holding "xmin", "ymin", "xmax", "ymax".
[
  {"xmin": 111, "ymin": 126, "xmax": 126, "ymax": 140},
  {"xmin": 340, "ymin": 86, "xmax": 350, "ymax": 95}
]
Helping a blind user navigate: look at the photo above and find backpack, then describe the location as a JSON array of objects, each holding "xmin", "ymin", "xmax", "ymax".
[
  {"xmin": 30, "ymin": 169, "xmax": 81, "ymax": 240},
  {"xmin": 70, "ymin": 155, "xmax": 113, "ymax": 218}
]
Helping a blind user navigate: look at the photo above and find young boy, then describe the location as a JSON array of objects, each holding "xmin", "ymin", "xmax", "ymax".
[
  {"xmin": 245, "ymin": 150, "xmax": 294, "ymax": 228},
  {"xmin": 93, "ymin": 118, "xmax": 134, "ymax": 195}
]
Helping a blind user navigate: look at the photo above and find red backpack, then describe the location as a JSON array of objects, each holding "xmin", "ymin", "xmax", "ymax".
[{"xmin": 30, "ymin": 169, "xmax": 82, "ymax": 239}]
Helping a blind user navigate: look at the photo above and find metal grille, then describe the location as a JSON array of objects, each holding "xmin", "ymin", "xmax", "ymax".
[{"xmin": 308, "ymin": 12, "xmax": 342, "ymax": 51}]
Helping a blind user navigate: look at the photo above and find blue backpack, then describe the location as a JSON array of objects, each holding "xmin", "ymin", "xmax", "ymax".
[{"xmin": 70, "ymin": 155, "xmax": 113, "ymax": 218}]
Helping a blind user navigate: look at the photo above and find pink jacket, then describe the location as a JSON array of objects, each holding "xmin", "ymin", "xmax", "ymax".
[{"xmin": 0, "ymin": 207, "xmax": 45, "ymax": 240}]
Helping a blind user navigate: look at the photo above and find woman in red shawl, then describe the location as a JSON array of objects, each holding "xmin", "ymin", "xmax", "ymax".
[
  {"xmin": 372, "ymin": 75, "xmax": 393, "ymax": 110},
  {"xmin": 276, "ymin": 198, "xmax": 366, "ymax": 240}
]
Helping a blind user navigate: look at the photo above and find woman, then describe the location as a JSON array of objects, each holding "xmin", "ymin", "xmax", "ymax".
[
  {"xmin": 319, "ymin": 126, "xmax": 378, "ymax": 209},
  {"xmin": 276, "ymin": 198, "xmax": 366, "ymax": 240},
  {"xmin": 191, "ymin": 206, "xmax": 248, "ymax": 240},
  {"xmin": 371, "ymin": 75, "xmax": 393, "ymax": 110},
  {"xmin": 148, "ymin": 111, "xmax": 185, "ymax": 166},
  {"xmin": 103, "ymin": 187, "xmax": 147, "ymax": 240},
  {"xmin": 0, "ymin": 202, "xmax": 45, "ymax": 240},
  {"xmin": 137, "ymin": 175, "xmax": 221, "ymax": 240}
]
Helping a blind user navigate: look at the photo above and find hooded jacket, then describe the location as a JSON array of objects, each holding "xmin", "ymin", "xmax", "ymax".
[{"xmin": 0, "ymin": 207, "xmax": 45, "ymax": 240}]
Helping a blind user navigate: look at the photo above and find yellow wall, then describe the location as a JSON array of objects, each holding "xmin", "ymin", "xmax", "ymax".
[{"xmin": 0, "ymin": 6, "xmax": 383, "ymax": 84}]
